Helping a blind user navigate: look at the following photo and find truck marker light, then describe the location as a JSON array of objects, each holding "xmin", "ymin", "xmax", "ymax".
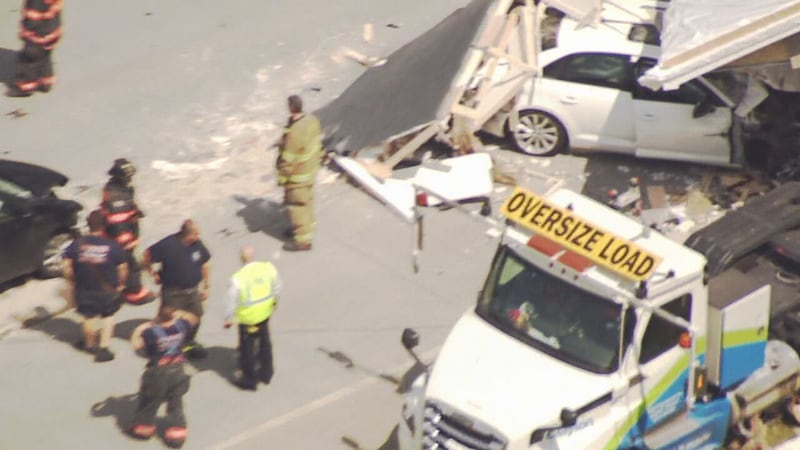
[
  {"xmin": 416, "ymin": 192, "xmax": 428, "ymax": 207},
  {"xmin": 679, "ymin": 332, "xmax": 692, "ymax": 348}
]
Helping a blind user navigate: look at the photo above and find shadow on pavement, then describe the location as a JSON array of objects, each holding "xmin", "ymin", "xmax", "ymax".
[
  {"xmin": 377, "ymin": 425, "xmax": 399, "ymax": 450},
  {"xmin": 233, "ymin": 195, "xmax": 291, "ymax": 242},
  {"xmin": 0, "ymin": 47, "xmax": 16, "ymax": 88},
  {"xmin": 90, "ymin": 393, "xmax": 138, "ymax": 434},
  {"xmin": 341, "ymin": 424, "xmax": 399, "ymax": 450},
  {"xmin": 27, "ymin": 316, "xmax": 80, "ymax": 347},
  {"xmin": 317, "ymin": 346, "xmax": 401, "ymax": 388},
  {"xmin": 114, "ymin": 318, "xmax": 150, "ymax": 341},
  {"xmin": 187, "ymin": 345, "xmax": 238, "ymax": 385}
]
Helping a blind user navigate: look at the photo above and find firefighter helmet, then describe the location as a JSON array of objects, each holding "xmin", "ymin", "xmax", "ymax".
[{"xmin": 108, "ymin": 158, "xmax": 136, "ymax": 180}]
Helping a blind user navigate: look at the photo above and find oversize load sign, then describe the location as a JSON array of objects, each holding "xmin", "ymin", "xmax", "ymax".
[{"xmin": 500, "ymin": 187, "xmax": 661, "ymax": 281}]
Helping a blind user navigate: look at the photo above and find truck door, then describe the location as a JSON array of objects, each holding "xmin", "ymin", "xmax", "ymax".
[
  {"xmin": 631, "ymin": 295, "xmax": 693, "ymax": 435},
  {"xmin": 632, "ymin": 59, "xmax": 732, "ymax": 165}
]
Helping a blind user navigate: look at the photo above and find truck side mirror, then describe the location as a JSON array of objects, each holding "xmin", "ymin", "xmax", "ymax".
[
  {"xmin": 402, "ymin": 328, "xmax": 420, "ymax": 351},
  {"xmin": 560, "ymin": 408, "xmax": 577, "ymax": 427}
]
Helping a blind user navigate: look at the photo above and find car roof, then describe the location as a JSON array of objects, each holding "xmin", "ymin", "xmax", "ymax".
[
  {"xmin": 541, "ymin": 6, "xmax": 662, "ymax": 65},
  {"xmin": 0, "ymin": 159, "xmax": 68, "ymax": 197}
]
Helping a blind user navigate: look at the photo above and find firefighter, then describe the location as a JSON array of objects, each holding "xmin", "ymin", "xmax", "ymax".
[
  {"xmin": 8, "ymin": 0, "xmax": 62, "ymax": 97},
  {"xmin": 276, "ymin": 94, "xmax": 323, "ymax": 252},
  {"xmin": 223, "ymin": 245, "xmax": 281, "ymax": 390},
  {"xmin": 128, "ymin": 305, "xmax": 198, "ymax": 448},
  {"xmin": 100, "ymin": 158, "xmax": 155, "ymax": 305}
]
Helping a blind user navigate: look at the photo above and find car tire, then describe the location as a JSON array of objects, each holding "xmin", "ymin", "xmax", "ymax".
[
  {"xmin": 509, "ymin": 109, "xmax": 567, "ymax": 156},
  {"xmin": 36, "ymin": 233, "xmax": 73, "ymax": 279}
]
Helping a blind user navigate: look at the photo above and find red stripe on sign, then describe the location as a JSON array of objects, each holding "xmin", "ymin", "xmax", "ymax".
[
  {"xmin": 527, "ymin": 234, "xmax": 562, "ymax": 256},
  {"xmin": 558, "ymin": 251, "xmax": 594, "ymax": 273}
]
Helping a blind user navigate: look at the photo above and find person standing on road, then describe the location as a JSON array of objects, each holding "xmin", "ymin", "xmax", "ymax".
[
  {"xmin": 276, "ymin": 94, "xmax": 323, "ymax": 252},
  {"xmin": 8, "ymin": 0, "xmax": 62, "ymax": 97},
  {"xmin": 128, "ymin": 305, "xmax": 198, "ymax": 448},
  {"xmin": 143, "ymin": 219, "xmax": 211, "ymax": 359},
  {"xmin": 223, "ymin": 245, "xmax": 281, "ymax": 390},
  {"xmin": 62, "ymin": 209, "xmax": 128, "ymax": 363},
  {"xmin": 100, "ymin": 158, "xmax": 156, "ymax": 305}
]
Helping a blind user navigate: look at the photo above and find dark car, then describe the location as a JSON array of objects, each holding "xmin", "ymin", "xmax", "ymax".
[{"xmin": 0, "ymin": 159, "xmax": 82, "ymax": 284}]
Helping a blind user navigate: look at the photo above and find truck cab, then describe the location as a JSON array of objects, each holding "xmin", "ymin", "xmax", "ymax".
[{"xmin": 398, "ymin": 187, "xmax": 797, "ymax": 450}]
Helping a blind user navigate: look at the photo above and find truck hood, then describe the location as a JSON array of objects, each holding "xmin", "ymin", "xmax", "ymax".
[
  {"xmin": 0, "ymin": 159, "xmax": 69, "ymax": 197},
  {"xmin": 426, "ymin": 310, "xmax": 614, "ymax": 440}
]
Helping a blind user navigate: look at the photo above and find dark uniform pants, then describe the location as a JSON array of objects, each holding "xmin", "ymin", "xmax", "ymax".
[
  {"xmin": 284, "ymin": 183, "xmax": 315, "ymax": 244},
  {"xmin": 133, "ymin": 365, "xmax": 190, "ymax": 428},
  {"xmin": 14, "ymin": 42, "xmax": 53, "ymax": 92},
  {"xmin": 161, "ymin": 286, "xmax": 203, "ymax": 343},
  {"xmin": 239, "ymin": 318, "xmax": 274, "ymax": 385}
]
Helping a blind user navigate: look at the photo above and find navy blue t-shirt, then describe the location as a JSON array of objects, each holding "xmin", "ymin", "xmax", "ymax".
[
  {"xmin": 64, "ymin": 235, "xmax": 126, "ymax": 294},
  {"xmin": 147, "ymin": 233, "xmax": 211, "ymax": 289},
  {"xmin": 141, "ymin": 318, "xmax": 191, "ymax": 366}
]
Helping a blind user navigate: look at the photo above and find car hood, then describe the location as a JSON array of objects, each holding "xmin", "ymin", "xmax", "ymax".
[
  {"xmin": 0, "ymin": 159, "xmax": 69, "ymax": 197},
  {"xmin": 426, "ymin": 310, "xmax": 615, "ymax": 440}
]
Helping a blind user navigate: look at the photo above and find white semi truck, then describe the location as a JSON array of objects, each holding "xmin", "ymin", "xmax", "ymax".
[{"xmin": 397, "ymin": 185, "xmax": 800, "ymax": 450}]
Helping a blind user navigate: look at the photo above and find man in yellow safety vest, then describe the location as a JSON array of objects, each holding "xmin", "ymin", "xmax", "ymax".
[
  {"xmin": 223, "ymin": 245, "xmax": 281, "ymax": 391},
  {"xmin": 276, "ymin": 94, "xmax": 323, "ymax": 252}
]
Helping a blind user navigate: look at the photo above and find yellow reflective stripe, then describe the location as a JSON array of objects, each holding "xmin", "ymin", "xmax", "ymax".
[
  {"xmin": 603, "ymin": 352, "xmax": 693, "ymax": 449},
  {"xmin": 723, "ymin": 327, "xmax": 766, "ymax": 347},
  {"xmin": 281, "ymin": 152, "xmax": 317, "ymax": 163},
  {"xmin": 288, "ymin": 173, "xmax": 315, "ymax": 184}
]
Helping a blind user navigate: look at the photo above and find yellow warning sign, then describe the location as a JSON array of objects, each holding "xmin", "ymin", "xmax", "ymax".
[{"xmin": 500, "ymin": 187, "xmax": 661, "ymax": 281}]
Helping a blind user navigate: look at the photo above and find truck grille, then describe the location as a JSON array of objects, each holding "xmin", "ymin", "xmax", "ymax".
[{"xmin": 422, "ymin": 403, "xmax": 505, "ymax": 450}]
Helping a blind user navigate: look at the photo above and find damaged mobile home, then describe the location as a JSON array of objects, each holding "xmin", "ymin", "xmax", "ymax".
[{"xmin": 317, "ymin": 0, "xmax": 800, "ymax": 218}]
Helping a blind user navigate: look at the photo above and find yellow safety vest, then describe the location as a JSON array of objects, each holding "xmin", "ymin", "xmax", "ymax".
[{"xmin": 233, "ymin": 262, "xmax": 277, "ymax": 325}]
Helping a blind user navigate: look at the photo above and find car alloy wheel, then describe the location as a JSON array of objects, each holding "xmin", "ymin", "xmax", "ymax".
[
  {"xmin": 512, "ymin": 110, "xmax": 567, "ymax": 156},
  {"xmin": 36, "ymin": 233, "xmax": 73, "ymax": 279}
]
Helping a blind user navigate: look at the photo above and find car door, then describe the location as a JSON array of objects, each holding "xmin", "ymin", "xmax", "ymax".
[
  {"xmin": 535, "ymin": 53, "xmax": 636, "ymax": 152},
  {"xmin": 0, "ymin": 193, "xmax": 35, "ymax": 282},
  {"xmin": 622, "ymin": 294, "xmax": 693, "ymax": 446},
  {"xmin": 633, "ymin": 59, "xmax": 732, "ymax": 165}
]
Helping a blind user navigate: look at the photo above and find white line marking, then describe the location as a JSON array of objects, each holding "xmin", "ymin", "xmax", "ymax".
[{"xmin": 211, "ymin": 347, "xmax": 439, "ymax": 449}]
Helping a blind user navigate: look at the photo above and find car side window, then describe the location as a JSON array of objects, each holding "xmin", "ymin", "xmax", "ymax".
[
  {"xmin": 640, "ymin": 294, "xmax": 692, "ymax": 364},
  {"xmin": 543, "ymin": 53, "xmax": 633, "ymax": 91},
  {"xmin": 633, "ymin": 60, "xmax": 710, "ymax": 105}
]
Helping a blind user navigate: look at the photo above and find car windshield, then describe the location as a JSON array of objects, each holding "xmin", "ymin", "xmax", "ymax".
[
  {"xmin": 0, "ymin": 178, "xmax": 31, "ymax": 198},
  {"xmin": 477, "ymin": 246, "xmax": 626, "ymax": 374}
]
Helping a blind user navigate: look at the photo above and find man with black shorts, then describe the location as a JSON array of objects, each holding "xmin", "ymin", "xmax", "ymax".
[
  {"xmin": 129, "ymin": 305, "xmax": 198, "ymax": 448},
  {"xmin": 63, "ymin": 209, "xmax": 128, "ymax": 362},
  {"xmin": 143, "ymin": 219, "xmax": 211, "ymax": 359}
]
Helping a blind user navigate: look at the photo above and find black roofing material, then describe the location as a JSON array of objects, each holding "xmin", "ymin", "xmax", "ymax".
[
  {"xmin": 685, "ymin": 181, "xmax": 800, "ymax": 276},
  {"xmin": 316, "ymin": 0, "xmax": 494, "ymax": 155}
]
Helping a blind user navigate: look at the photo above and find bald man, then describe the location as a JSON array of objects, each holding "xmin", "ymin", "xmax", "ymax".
[
  {"xmin": 223, "ymin": 246, "xmax": 281, "ymax": 390},
  {"xmin": 144, "ymin": 219, "xmax": 212, "ymax": 360}
]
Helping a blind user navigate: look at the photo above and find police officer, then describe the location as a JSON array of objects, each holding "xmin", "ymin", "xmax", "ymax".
[
  {"xmin": 223, "ymin": 245, "xmax": 281, "ymax": 390},
  {"xmin": 63, "ymin": 209, "xmax": 128, "ymax": 363},
  {"xmin": 276, "ymin": 94, "xmax": 323, "ymax": 252},
  {"xmin": 101, "ymin": 158, "xmax": 155, "ymax": 305},
  {"xmin": 128, "ymin": 305, "xmax": 198, "ymax": 448},
  {"xmin": 8, "ymin": 0, "xmax": 62, "ymax": 97},
  {"xmin": 143, "ymin": 219, "xmax": 211, "ymax": 359}
]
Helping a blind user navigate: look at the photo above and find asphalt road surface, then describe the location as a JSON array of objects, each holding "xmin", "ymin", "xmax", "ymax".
[{"xmin": 0, "ymin": 1, "xmax": 510, "ymax": 449}]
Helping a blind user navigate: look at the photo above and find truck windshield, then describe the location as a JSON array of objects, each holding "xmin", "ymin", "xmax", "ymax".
[{"xmin": 477, "ymin": 246, "xmax": 627, "ymax": 374}]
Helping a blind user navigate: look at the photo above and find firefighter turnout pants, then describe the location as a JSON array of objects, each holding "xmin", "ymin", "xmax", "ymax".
[
  {"xmin": 14, "ymin": 42, "xmax": 53, "ymax": 93},
  {"xmin": 284, "ymin": 183, "xmax": 315, "ymax": 244},
  {"xmin": 133, "ymin": 364, "xmax": 190, "ymax": 430}
]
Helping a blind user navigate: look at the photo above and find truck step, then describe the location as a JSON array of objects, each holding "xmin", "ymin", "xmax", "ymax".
[{"xmin": 685, "ymin": 181, "xmax": 800, "ymax": 276}]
